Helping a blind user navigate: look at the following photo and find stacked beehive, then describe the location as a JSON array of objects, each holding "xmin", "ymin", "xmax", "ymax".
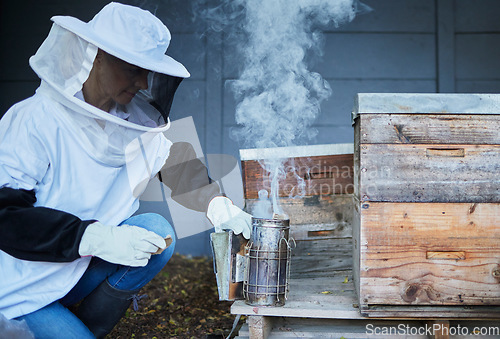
[{"xmin": 352, "ymin": 93, "xmax": 500, "ymax": 314}]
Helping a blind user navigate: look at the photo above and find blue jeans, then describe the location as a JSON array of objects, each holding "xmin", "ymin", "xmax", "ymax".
[{"xmin": 16, "ymin": 213, "xmax": 176, "ymax": 339}]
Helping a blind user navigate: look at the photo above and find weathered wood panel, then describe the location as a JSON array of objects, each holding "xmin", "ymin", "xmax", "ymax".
[
  {"xmin": 456, "ymin": 34, "xmax": 500, "ymax": 79},
  {"xmin": 356, "ymin": 144, "xmax": 500, "ymax": 203},
  {"xmin": 241, "ymin": 154, "xmax": 354, "ymax": 200},
  {"xmin": 356, "ymin": 114, "xmax": 500, "ymax": 145},
  {"xmin": 235, "ymin": 195, "xmax": 500, "ymax": 322},
  {"xmin": 291, "ymin": 238, "xmax": 352, "ymax": 279},
  {"xmin": 232, "ymin": 275, "xmax": 363, "ymax": 320},
  {"xmin": 456, "ymin": 0, "xmax": 500, "ymax": 32},
  {"xmin": 233, "ymin": 263, "xmax": 500, "ymax": 321},
  {"xmin": 357, "ymin": 202, "xmax": 500, "ymax": 306},
  {"xmin": 352, "ymin": 198, "xmax": 361, "ymax": 311},
  {"xmin": 359, "ymin": 305, "xmax": 500, "ymax": 319},
  {"xmin": 319, "ymin": 33, "xmax": 435, "ymax": 79},
  {"xmin": 353, "ymin": 96, "xmax": 500, "ymax": 314},
  {"xmin": 330, "ymin": 0, "xmax": 435, "ymax": 33},
  {"xmin": 246, "ymin": 316, "xmax": 272, "ymax": 339},
  {"xmin": 237, "ymin": 318, "xmax": 500, "ymax": 338},
  {"xmin": 457, "ymin": 80, "xmax": 500, "ymax": 94},
  {"xmin": 167, "ymin": 33, "xmax": 207, "ymax": 81},
  {"xmin": 237, "ymin": 318, "xmax": 432, "ymax": 339},
  {"xmin": 437, "ymin": 0, "xmax": 455, "ymax": 93}
]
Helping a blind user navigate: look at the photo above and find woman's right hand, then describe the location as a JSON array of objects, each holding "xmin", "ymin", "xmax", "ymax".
[{"xmin": 78, "ymin": 222, "xmax": 167, "ymax": 266}]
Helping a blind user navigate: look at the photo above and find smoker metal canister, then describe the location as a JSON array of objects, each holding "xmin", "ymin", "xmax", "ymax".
[{"xmin": 243, "ymin": 217, "xmax": 292, "ymax": 307}]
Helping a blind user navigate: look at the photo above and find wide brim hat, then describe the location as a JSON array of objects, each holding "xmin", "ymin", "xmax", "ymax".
[{"xmin": 51, "ymin": 2, "xmax": 190, "ymax": 78}]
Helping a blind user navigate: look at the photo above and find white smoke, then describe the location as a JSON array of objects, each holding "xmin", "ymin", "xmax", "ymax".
[
  {"xmin": 229, "ymin": 0, "xmax": 356, "ymax": 150},
  {"xmin": 195, "ymin": 0, "xmax": 367, "ymax": 218}
]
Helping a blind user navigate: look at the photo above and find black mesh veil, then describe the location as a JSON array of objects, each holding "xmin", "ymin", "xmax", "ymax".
[{"xmin": 139, "ymin": 72, "xmax": 183, "ymax": 125}]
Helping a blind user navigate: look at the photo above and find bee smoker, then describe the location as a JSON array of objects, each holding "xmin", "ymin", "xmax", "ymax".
[
  {"xmin": 210, "ymin": 217, "xmax": 294, "ymax": 307},
  {"xmin": 244, "ymin": 217, "xmax": 293, "ymax": 306}
]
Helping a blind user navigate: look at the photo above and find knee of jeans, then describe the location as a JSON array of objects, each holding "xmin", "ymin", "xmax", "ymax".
[
  {"xmin": 149, "ymin": 223, "xmax": 176, "ymax": 269},
  {"xmin": 127, "ymin": 213, "xmax": 176, "ymax": 244}
]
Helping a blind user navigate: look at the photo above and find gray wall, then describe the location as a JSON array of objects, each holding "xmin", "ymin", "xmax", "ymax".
[{"xmin": 2, "ymin": 0, "xmax": 500, "ymax": 255}]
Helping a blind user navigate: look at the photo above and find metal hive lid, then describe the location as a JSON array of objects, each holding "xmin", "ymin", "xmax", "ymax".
[
  {"xmin": 239, "ymin": 143, "xmax": 354, "ymax": 161},
  {"xmin": 352, "ymin": 93, "xmax": 500, "ymax": 122}
]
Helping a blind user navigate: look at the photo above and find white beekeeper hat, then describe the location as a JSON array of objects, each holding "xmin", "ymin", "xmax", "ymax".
[{"xmin": 51, "ymin": 2, "xmax": 190, "ymax": 78}]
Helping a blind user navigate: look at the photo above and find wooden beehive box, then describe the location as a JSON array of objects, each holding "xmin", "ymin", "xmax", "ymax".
[
  {"xmin": 352, "ymin": 93, "xmax": 500, "ymax": 314},
  {"xmin": 240, "ymin": 144, "xmax": 354, "ymax": 241}
]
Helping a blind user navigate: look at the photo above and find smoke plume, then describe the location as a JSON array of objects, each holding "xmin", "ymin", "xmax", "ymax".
[{"xmin": 196, "ymin": 0, "xmax": 366, "ymax": 218}]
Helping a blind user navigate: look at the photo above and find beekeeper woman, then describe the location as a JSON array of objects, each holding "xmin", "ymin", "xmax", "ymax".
[{"xmin": 0, "ymin": 2, "xmax": 251, "ymax": 338}]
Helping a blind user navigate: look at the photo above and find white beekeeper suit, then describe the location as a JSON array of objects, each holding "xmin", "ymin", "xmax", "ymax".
[{"xmin": 0, "ymin": 1, "xmax": 250, "ymax": 326}]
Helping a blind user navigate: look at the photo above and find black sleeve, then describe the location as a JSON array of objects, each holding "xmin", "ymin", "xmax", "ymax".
[
  {"xmin": 159, "ymin": 142, "xmax": 221, "ymax": 212},
  {"xmin": 0, "ymin": 187, "xmax": 95, "ymax": 262}
]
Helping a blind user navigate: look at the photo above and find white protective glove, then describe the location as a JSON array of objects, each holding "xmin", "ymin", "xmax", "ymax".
[
  {"xmin": 206, "ymin": 196, "xmax": 252, "ymax": 239},
  {"xmin": 79, "ymin": 222, "xmax": 167, "ymax": 267}
]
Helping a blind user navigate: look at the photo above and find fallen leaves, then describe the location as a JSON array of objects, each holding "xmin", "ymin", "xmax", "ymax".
[{"xmin": 109, "ymin": 254, "xmax": 239, "ymax": 338}]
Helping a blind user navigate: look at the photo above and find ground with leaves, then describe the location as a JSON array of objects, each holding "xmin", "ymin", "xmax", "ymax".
[{"xmin": 109, "ymin": 254, "xmax": 244, "ymax": 339}]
